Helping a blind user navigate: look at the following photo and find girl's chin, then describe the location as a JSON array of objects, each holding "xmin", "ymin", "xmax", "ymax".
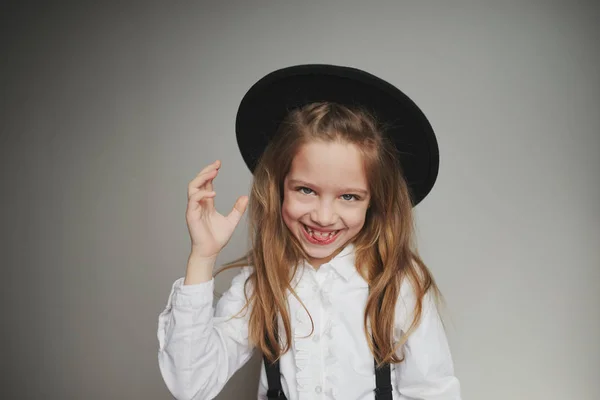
[{"xmin": 301, "ymin": 237, "xmax": 346, "ymax": 259}]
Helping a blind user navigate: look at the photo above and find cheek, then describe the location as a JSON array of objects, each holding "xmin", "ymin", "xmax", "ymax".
[
  {"xmin": 344, "ymin": 207, "xmax": 369, "ymax": 230},
  {"xmin": 281, "ymin": 195, "xmax": 306, "ymax": 227}
]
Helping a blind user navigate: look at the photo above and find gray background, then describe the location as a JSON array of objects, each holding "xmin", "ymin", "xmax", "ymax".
[{"xmin": 1, "ymin": 1, "xmax": 598, "ymax": 399}]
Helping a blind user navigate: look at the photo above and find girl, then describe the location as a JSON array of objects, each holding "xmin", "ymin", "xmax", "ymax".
[{"xmin": 158, "ymin": 65, "xmax": 461, "ymax": 400}]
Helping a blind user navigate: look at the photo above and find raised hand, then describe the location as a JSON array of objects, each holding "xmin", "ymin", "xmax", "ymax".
[{"xmin": 185, "ymin": 160, "xmax": 248, "ymax": 260}]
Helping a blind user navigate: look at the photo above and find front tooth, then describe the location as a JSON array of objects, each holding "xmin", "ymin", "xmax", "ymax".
[{"xmin": 305, "ymin": 226, "xmax": 337, "ymax": 238}]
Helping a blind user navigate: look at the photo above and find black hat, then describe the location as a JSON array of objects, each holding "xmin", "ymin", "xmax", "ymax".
[{"xmin": 235, "ymin": 64, "xmax": 439, "ymax": 206}]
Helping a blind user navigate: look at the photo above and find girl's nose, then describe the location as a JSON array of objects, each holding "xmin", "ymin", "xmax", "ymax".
[{"xmin": 311, "ymin": 201, "xmax": 337, "ymax": 226}]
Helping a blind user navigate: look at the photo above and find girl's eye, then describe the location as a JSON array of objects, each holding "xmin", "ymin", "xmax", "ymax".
[
  {"xmin": 297, "ymin": 187, "xmax": 359, "ymax": 201},
  {"xmin": 299, "ymin": 187, "xmax": 314, "ymax": 195}
]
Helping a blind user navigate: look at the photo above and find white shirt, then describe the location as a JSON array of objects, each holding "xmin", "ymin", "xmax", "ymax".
[{"xmin": 157, "ymin": 244, "xmax": 461, "ymax": 400}]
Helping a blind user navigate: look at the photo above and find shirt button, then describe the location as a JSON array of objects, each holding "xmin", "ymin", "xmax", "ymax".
[
  {"xmin": 315, "ymin": 386, "xmax": 322, "ymax": 394},
  {"xmin": 312, "ymin": 334, "xmax": 320, "ymax": 342}
]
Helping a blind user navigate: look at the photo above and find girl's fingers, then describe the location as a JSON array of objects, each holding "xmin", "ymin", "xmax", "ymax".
[
  {"xmin": 187, "ymin": 190, "xmax": 216, "ymax": 211},
  {"xmin": 226, "ymin": 196, "xmax": 248, "ymax": 227},
  {"xmin": 197, "ymin": 160, "xmax": 220, "ymax": 176},
  {"xmin": 188, "ymin": 168, "xmax": 219, "ymax": 198},
  {"xmin": 203, "ymin": 160, "xmax": 221, "ymax": 193}
]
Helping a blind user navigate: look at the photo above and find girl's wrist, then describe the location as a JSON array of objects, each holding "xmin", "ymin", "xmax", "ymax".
[
  {"xmin": 184, "ymin": 251, "xmax": 217, "ymax": 285},
  {"xmin": 189, "ymin": 247, "xmax": 218, "ymax": 263}
]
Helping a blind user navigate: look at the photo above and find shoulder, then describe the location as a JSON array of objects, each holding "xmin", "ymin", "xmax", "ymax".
[
  {"xmin": 394, "ymin": 274, "xmax": 437, "ymax": 333},
  {"xmin": 230, "ymin": 265, "xmax": 254, "ymax": 286},
  {"xmin": 220, "ymin": 265, "xmax": 255, "ymax": 298},
  {"xmin": 214, "ymin": 266, "xmax": 255, "ymax": 315}
]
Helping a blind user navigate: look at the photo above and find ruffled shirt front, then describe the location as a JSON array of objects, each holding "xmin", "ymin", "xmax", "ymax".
[{"xmin": 157, "ymin": 244, "xmax": 461, "ymax": 400}]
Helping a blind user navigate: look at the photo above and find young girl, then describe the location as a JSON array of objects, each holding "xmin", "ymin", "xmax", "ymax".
[{"xmin": 158, "ymin": 65, "xmax": 461, "ymax": 400}]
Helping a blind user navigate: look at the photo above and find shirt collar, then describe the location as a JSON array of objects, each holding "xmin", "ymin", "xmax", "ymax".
[{"xmin": 323, "ymin": 243, "xmax": 357, "ymax": 281}]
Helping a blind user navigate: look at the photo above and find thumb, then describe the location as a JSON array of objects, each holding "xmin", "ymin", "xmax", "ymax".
[{"xmin": 226, "ymin": 195, "xmax": 248, "ymax": 227}]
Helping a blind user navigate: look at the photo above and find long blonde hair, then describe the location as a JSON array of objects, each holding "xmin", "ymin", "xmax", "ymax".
[{"xmin": 219, "ymin": 101, "xmax": 440, "ymax": 366}]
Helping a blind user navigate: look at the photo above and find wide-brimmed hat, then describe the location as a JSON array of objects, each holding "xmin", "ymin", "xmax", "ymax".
[{"xmin": 235, "ymin": 64, "xmax": 439, "ymax": 206}]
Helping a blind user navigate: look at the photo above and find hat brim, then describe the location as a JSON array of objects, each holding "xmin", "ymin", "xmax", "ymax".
[{"xmin": 235, "ymin": 64, "xmax": 439, "ymax": 206}]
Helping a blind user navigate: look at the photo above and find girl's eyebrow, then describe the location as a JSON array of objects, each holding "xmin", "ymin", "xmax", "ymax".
[{"xmin": 288, "ymin": 179, "xmax": 368, "ymax": 196}]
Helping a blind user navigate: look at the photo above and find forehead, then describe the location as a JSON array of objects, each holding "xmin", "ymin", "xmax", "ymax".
[{"xmin": 286, "ymin": 141, "xmax": 368, "ymax": 190}]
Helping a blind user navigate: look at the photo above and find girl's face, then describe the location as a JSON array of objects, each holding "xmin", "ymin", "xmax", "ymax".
[{"xmin": 282, "ymin": 140, "xmax": 371, "ymax": 269}]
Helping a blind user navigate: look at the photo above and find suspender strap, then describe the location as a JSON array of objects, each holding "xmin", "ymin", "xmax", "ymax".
[
  {"xmin": 264, "ymin": 354, "xmax": 287, "ymax": 400},
  {"xmin": 374, "ymin": 359, "xmax": 393, "ymax": 400},
  {"xmin": 264, "ymin": 326, "xmax": 288, "ymax": 400},
  {"xmin": 370, "ymin": 286, "xmax": 393, "ymax": 399}
]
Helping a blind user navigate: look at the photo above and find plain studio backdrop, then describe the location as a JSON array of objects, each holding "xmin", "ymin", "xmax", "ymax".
[{"xmin": 1, "ymin": 1, "xmax": 598, "ymax": 399}]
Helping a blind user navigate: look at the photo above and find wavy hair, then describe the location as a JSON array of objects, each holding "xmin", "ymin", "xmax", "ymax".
[{"xmin": 218, "ymin": 101, "xmax": 440, "ymax": 366}]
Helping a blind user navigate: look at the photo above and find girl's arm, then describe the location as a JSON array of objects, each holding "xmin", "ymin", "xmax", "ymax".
[
  {"xmin": 157, "ymin": 267, "xmax": 255, "ymax": 400},
  {"xmin": 394, "ymin": 287, "xmax": 462, "ymax": 400}
]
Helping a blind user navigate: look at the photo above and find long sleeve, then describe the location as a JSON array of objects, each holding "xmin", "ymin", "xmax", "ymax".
[
  {"xmin": 157, "ymin": 267, "xmax": 255, "ymax": 400},
  {"xmin": 394, "ymin": 287, "xmax": 462, "ymax": 400}
]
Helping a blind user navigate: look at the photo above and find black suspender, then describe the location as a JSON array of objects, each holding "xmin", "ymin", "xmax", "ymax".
[
  {"xmin": 264, "ymin": 326, "xmax": 288, "ymax": 400},
  {"xmin": 374, "ymin": 359, "xmax": 393, "ymax": 400},
  {"xmin": 263, "ymin": 334, "xmax": 393, "ymax": 399},
  {"xmin": 264, "ymin": 353, "xmax": 288, "ymax": 400}
]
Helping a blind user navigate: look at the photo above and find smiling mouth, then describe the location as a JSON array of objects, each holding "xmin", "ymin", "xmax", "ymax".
[{"xmin": 302, "ymin": 224, "xmax": 341, "ymax": 244}]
